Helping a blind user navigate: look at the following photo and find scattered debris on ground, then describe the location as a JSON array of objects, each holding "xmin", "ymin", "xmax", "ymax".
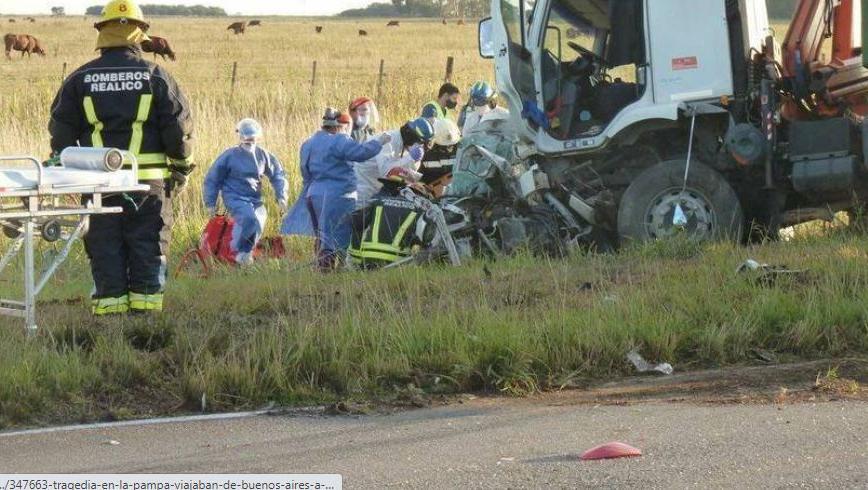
[
  {"xmin": 736, "ymin": 259, "xmax": 810, "ymax": 286},
  {"xmin": 546, "ymin": 358, "xmax": 868, "ymax": 407},
  {"xmin": 627, "ymin": 349, "xmax": 673, "ymax": 375}
]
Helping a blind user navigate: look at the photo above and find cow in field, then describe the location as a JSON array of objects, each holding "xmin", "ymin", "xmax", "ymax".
[
  {"xmin": 358, "ymin": 29, "xmax": 367, "ymax": 36},
  {"xmin": 386, "ymin": 20, "xmax": 399, "ymax": 27},
  {"xmin": 142, "ymin": 36, "xmax": 176, "ymax": 61},
  {"xmin": 227, "ymin": 22, "xmax": 246, "ymax": 35},
  {"xmin": 27, "ymin": 17, "xmax": 36, "ymax": 23},
  {"xmin": 457, "ymin": 19, "xmax": 465, "ymax": 26},
  {"xmin": 4, "ymin": 33, "xmax": 46, "ymax": 60},
  {"xmin": 442, "ymin": 18, "xmax": 447, "ymax": 25},
  {"xmin": 315, "ymin": 25, "xmax": 323, "ymax": 33},
  {"xmin": 8, "ymin": 19, "xmax": 15, "ymax": 23},
  {"xmin": 248, "ymin": 20, "xmax": 262, "ymax": 27}
]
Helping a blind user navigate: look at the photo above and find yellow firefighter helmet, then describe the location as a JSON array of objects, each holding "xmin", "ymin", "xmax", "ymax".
[{"xmin": 94, "ymin": 0, "xmax": 149, "ymax": 30}]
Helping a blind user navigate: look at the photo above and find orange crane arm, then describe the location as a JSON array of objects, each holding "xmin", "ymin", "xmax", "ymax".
[{"xmin": 781, "ymin": 0, "xmax": 868, "ymax": 115}]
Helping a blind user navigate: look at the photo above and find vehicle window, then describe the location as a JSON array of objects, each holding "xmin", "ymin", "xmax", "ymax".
[
  {"xmin": 501, "ymin": 0, "xmax": 537, "ymax": 105},
  {"xmin": 546, "ymin": 0, "xmax": 607, "ymax": 61},
  {"xmin": 501, "ymin": 0, "xmax": 525, "ymax": 46}
]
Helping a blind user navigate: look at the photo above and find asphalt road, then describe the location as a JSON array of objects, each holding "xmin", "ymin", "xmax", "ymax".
[{"xmin": 1, "ymin": 396, "xmax": 866, "ymax": 488}]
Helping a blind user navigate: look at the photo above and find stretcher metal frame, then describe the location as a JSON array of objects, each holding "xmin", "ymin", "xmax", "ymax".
[{"xmin": 0, "ymin": 154, "xmax": 149, "ymax": 334}]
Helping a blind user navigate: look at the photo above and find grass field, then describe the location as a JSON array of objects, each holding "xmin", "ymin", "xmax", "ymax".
[
  {"xmin": 2, "ymin": 230, "xmax": 868, "ymax": 429},
  {"xmin": 1, "ymin": 17, "xmax": 867, "ymax": 429}
]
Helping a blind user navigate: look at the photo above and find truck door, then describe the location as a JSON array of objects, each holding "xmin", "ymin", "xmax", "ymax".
[{"xmin": 489, "ymin": 0, "xmax": 541, "ymax": 140}]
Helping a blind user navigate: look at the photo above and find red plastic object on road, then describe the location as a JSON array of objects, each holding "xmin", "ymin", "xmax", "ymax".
[{"xmin": 580, "ymin": 442, "xmax": 642, "ymax": 461}]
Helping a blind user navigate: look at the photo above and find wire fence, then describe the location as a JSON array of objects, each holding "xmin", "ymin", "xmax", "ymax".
[{"xmin": 0, "ymin": 55, "xmax": 465, "ymax": 98}]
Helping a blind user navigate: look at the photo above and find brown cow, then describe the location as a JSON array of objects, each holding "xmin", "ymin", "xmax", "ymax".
[
  {"xmin": 27, "ymin": 17, "xmax": 36, "ymax": 23},
  {"xmin": 441, "ymin": 18, "xmax": 447, "ymax": 25},
  {"xmin": 386, "ymin": 20, "xmax": 399, "ymax": 27},
  {"xmin": 4, "ymin": 33, "xmax": 46, "ymax": 60},
  {"xmin": 358, "ymin": 29, "xmax": 368, "ymax": 36},
  {"xmin": 227, "ymin": 21, "xmax": 246, "ymax": 35},
  {"xmin": 142, "ymin": 36, "xmax": 176, "ymax": 62},
  {"xmin": 315, "ymin": 25, "xmax": 323, "ymax": 33},
  {"xmin": 248, "ymin": 20, "xmax": 262, "ymax": 27},
  {"xmin": 8, "ymin": 19, "xmax": 15, "ymax": 23},
  {"xmin": 457, "ymin": 19, "xmax": 465, "ymax": 26}
]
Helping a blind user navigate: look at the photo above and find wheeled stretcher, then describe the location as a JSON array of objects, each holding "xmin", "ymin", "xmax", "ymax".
[{"xmin": 0, "ymin": 149, "xmax": 149, "ymax": 333}]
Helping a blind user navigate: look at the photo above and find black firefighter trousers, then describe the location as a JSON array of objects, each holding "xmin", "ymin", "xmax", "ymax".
[{"xmin": 83, "ymin": 181, "xmax": 174, "ymax": 314}]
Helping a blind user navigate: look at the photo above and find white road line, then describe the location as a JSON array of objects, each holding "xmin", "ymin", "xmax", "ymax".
[{"xmin": 0, "ymin": 408, "xmax": 305, "ymax": 438}]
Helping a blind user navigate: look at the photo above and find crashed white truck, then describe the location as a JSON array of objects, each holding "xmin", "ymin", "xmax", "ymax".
[{"xmin": 432, "ymin": 0, "xmax": 868, "ymax": 257}]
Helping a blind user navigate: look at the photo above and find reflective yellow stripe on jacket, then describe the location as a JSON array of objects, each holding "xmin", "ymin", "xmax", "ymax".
[
  {"xmin": 128, "ymin": 93, "xmax": 152, "ymax": 157},
  {"xmin": 349, "ymin": 207, "xmax": 418, "ymax": 264},
  {"xmin": 81, "ymin": 93, "xmax": 170, "ymax": 180},
  {"xmin": 82, "ymin": 96, "xmax": 104, "ymax": 147},
  {"xmin": 134, "ymin": 153, "xmax": 171, "ymax": 180}
]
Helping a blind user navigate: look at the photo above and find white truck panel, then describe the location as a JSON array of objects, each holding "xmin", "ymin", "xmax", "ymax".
[
  {"xmin": 741, "ymin": 0, "xmax": 771, "ymax": 55},
  {"xmin": 648, "ymin": 0, "xmax": 734, "ymax": 103}
]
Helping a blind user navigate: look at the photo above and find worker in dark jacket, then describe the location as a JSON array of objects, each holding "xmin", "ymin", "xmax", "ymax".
[
  {"xmin": 349, "ymin": 169, "xmax": 428, "ymax": 269},
  {"xmin": 48, "ymin": 0, "xmax": 194, "ymax": 315}
]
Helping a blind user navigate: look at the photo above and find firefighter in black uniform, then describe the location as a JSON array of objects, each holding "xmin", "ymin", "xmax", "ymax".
[
  {"xmin": 48, "ymin": 0, "xmax": 194, "ymax": 315},
  {"xmin": 349, "ymin": 171, "xmax": 429, "ymax": 269}
]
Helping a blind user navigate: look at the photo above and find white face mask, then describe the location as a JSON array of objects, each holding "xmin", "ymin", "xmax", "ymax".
[
  {"xmin": 240, "ymin": 141, "xmax": 257, "ymax": 153},
  {"xmin": 474, "ymin": 105, "xmax": 491, "ymax": 116},
  {"xmin": 354, "ymin": 114, "xmax": 369, "ymax": 129}
]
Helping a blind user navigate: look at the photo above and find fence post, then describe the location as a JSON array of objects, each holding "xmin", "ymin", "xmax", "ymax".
[
  {"xmin": 310, "ymin": 60, "xmax": 317, "ymax": 95},
  {"xmin": 376, "ymin": 59, "xmax": 385, "ymax": 104},
  {"xmin": 229, "ymin": 61, "xmax": 238, "ymax": 100},
  {"xmin": 60, "ymin": 62, "xmax": 67, "ymax": 82},
  {"xmin": 444, "ymin": 56, "xmax": 454, "ymax": 83}
]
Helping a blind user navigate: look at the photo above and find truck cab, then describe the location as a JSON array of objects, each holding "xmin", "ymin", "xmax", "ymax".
[
  {"xmin": 459, "ymin": 0, "xmax": 868, "ymax": 247},
  {"xmin": 480, "ymin": 0, "xmax": 770, "ymax": 155}
]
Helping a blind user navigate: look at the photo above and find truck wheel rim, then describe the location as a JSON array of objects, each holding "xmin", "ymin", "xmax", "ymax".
[{"xmin": 644, "ymin": 189, "xmax": 714, "ymax": 240}]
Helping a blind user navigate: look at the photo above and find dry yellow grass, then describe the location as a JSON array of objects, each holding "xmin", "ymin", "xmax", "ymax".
[{"xmin": 0, "ymin": 15, "xmax": 491, "ymax": 242}]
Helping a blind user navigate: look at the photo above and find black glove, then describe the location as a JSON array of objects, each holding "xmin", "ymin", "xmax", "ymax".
[{"xmin": 168, "ymin": 163, "xmax": 195, "ymax": 191}]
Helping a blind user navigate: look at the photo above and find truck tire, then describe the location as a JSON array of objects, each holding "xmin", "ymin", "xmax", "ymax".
[{"xmin": 617, "ymin": 159, "xmax": 744, "ymax": 243}]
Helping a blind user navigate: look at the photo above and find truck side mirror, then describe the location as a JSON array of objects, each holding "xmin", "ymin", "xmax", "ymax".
[{"xmin": 479, "ymin": 18, "xmax": 495, "ymax": 59}]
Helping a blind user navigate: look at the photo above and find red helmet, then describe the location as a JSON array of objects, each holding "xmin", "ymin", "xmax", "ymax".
[
  {"xmin": 385, "ymin": 167, "xmax": 411, "ymax": 180},
  {"xmin": 350, "ymin": 97, "xmax": 373, "ymax": 111}
]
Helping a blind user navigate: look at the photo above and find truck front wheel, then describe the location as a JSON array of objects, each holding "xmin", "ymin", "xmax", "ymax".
[{"xmin": 617, "ymin": 160, "xmax": 744, "ymax": 243}]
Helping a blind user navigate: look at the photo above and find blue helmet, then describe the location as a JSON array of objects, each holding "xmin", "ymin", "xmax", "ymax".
[
  {"xmin": 469, "ymin": 81, "xmax": 496, "ymax": 106},
  {"xmin": 407, "ymin": 117, "xmax": 435, "ymax": 142}
]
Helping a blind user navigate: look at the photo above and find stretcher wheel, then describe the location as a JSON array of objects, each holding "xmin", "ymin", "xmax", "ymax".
[{"xmin": 41, "ymin": 220, "xmax": 61, "ymax": 242}]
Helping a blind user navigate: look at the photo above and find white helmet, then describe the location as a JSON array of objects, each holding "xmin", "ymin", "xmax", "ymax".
[
  {"xmin": 236, "ymin": 118, "xmax": 263, "ymax": 142},
  {"xmin": 433, "ymin": 118, "xmax": 461, "ymax": 147}
]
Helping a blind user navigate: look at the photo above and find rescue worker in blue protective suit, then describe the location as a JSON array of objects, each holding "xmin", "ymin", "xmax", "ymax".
[
  {"xmin": 203, "ymin": 118, "xmax": 288, "ymax": 265},
  {"xmin": 281, "ymin": 108, "xmax": 390, "ymax": 271}
]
